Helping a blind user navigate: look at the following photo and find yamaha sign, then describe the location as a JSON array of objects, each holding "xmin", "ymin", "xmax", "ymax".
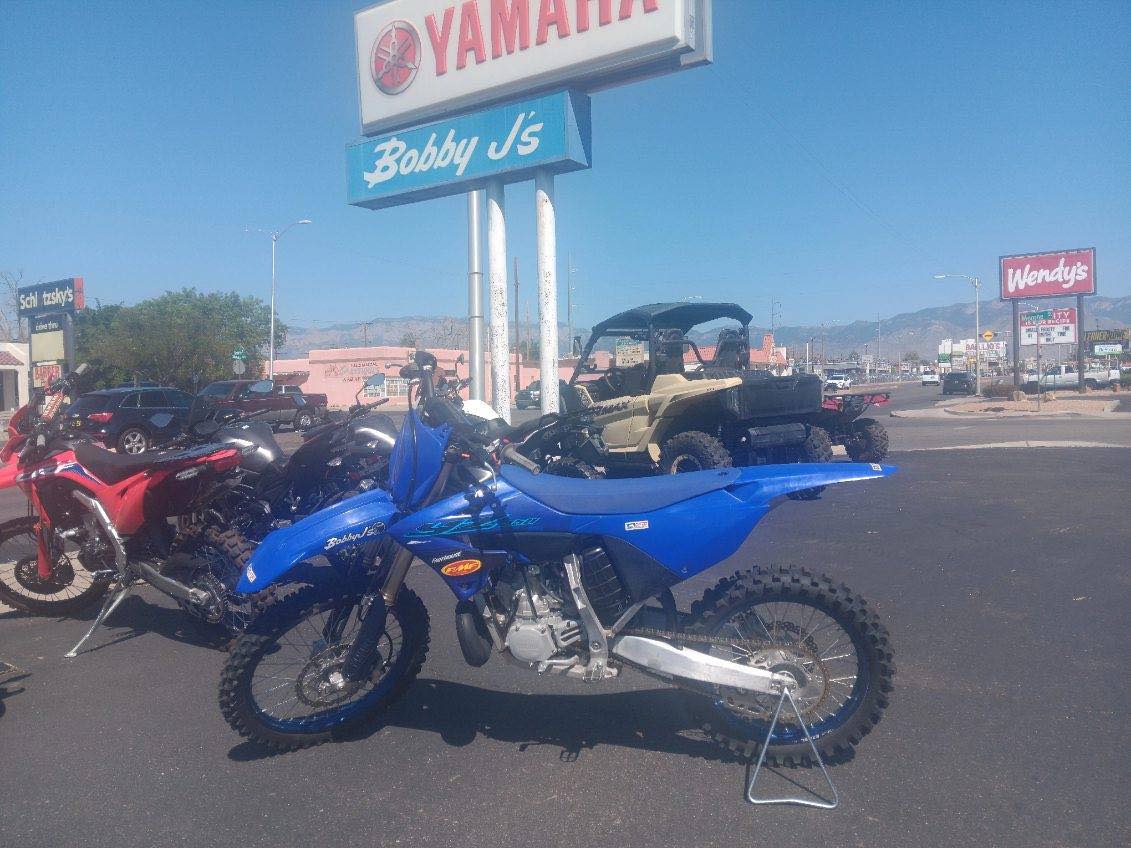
[{"xmin": 355, "ymin": 0, "xmax": 712, "ymax": 134}]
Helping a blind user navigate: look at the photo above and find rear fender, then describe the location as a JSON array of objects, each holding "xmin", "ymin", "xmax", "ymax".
[
  {"xmin": 236, "ymin": 487, "xmax": 398, "ymax": 593},
  {"xmin": 728, "ymin": 462, "xmax": 896, "ymax": 505}
]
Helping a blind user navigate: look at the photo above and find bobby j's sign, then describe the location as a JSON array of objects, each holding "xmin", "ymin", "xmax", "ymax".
[{"xmin": 348, "ymin": 89, "xmax": 591, "ymax": 209}]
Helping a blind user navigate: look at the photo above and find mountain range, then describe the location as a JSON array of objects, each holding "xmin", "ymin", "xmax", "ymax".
[{"xmin": 279, "ymin": 295, "xmax": 1131, "ymax": 361}]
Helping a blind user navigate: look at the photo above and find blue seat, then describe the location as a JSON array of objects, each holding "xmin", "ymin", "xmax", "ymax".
[{"xmin": 500, "ymin": 465, "xmax": 741, "ymax": 515}]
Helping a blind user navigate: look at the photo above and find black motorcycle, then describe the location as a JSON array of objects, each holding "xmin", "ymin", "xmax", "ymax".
[{"xmin": 185, "ymin": 377, "xmax": 397, "ymax": 541}]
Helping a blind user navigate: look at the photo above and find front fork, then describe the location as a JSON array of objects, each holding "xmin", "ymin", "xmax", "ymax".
[
  {"xmin": 338, "ymin": 458, "xmax": 454, "ymax": 682},
  {"xmin": 28, "ymin": 484, "xmax": 55, "ymax": 581},
  {"xmin": 339, "ymin": 545, "xmax": 412, "ymax": 683}
]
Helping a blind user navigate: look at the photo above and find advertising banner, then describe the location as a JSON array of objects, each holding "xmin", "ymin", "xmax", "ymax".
[
  {"xmin": 999, "ymin": 248, "xmax": 1095, "ymax": 300},
  {"xmin": 355, "ymin": 0, "xmax": 711, "ymax": 135},
  {"xmin": 1093, "ymin": 343, "xmax": 1123, "ymax": 356},
  {"xmin": 1020, "ymin": 307, "xmax": 1077, "ymax": 345},
  {"xmin": 348, "ymin": 89, "xmax": 591, "ymax": 209}
]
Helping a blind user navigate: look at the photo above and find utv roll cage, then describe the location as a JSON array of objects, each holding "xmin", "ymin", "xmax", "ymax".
[{"xmin": 570, "ymin": 302, "xmax": 755, "ymax": 389}]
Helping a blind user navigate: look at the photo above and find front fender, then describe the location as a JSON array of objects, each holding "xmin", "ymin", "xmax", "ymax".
[{"xmin": 237, "ymin": 487, "xmax": 399, "ymax": 593}]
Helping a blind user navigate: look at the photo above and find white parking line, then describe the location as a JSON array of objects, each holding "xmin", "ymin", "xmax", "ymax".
[{"xmin": 902, "ymin": 441, "xmax": 1127, "ymax": 451}]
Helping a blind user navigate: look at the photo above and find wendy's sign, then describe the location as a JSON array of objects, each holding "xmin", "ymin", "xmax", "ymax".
[{"xmin": 999, "ymin": 248, "xmax": 1096, "ymax": 301}]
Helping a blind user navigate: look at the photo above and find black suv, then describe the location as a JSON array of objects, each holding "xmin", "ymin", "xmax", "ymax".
[
  {"xmin": 941, "ymin": 372, "xmax": 977, "ymax": 395},
  {"xmin": 64, "ymin": 387, "xmax": 195, "ymax": 453}
]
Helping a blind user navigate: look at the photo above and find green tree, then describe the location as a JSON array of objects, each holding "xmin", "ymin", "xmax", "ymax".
[
  {"xmin": 398, "ymin": 332, "xmax": 417, "ymax": 348},
  {"xmin": 74, "ymin": 288, "xmax": 284, "ymax": 390}
]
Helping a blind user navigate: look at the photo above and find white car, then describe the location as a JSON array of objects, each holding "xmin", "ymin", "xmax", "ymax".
[
  {"xmin": 920, "ymin": 370, "xmax": 941, "ymax": 386},
  {"xmin": 824, "ymin": 373, "xmax": 853, "ymax": 391}
]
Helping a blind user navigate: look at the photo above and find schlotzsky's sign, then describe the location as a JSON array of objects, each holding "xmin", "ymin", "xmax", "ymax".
[
  {"xmin": 355, "ymin": 0, "xmax": 712, "ymax": 135},
  {"xmin": 999, "ymin": 248, "xmax": 1096, "ymax": 300},
  {"xmin": 348, "ymin": 89, "xmax": 591, "ymax": 209},
  {"xmin": 18, "ymin": 277, "xmax": 85, "ymax": 317}
]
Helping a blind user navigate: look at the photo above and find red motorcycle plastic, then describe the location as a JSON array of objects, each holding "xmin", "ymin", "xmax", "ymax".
[{"xmin": 0, "ymin": 365, "xmax": 249, "ymax": 656}]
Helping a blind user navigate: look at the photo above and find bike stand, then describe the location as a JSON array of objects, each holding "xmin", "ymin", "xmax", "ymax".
[
  {"xmin": 745, "ymin": 687, "xmax": 839, "ymax": 809},
  {"xmin": 65, "ymin": 582, "xmax": 133, "ymax": 658}
]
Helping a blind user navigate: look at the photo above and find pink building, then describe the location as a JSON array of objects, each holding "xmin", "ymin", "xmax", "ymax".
[{"xmin": 272, "ymin": 345, "xmax": 604, "ymax": 410}]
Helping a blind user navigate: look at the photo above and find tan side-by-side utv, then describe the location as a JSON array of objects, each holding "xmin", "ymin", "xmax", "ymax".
[{"xmin": 543, "ymin": 303, "xmax": 852, "ymax": 496}]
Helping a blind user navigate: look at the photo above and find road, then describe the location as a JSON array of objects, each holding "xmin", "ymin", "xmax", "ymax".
[{"xmin": 1, "ymin": 386, "xmax": 1128, "ymax": 848}]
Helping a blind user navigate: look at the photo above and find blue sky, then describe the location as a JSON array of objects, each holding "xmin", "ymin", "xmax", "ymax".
[{"xmin": 2, "ymin": 0, "xmax": 1128, "ymax": 333}]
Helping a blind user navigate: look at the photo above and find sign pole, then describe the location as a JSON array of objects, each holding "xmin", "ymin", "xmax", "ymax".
[
  {"xmin": 485, "ymin": 179, "xmax": 512, "ymax": 422},
  {"xmin": 467, "ymin": 191, "xmax": 485, "ymax": 402},
  {"xmin": 1076, "ymin": 293, "xmax": 1085, "ymax": 392},
  {"xmin": 535, "ymin": 169, "xmax": 560, "ymax": 415},
  {"xmin": 1011, "ymin": 301, "xmax": 1020, "ymax": 387}
]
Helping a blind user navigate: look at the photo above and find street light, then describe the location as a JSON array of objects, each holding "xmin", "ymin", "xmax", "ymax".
[
  {"xmin": 258, "ymin": 219, "xmax": 311, "ymax": 380},
  {"xmin": 934, "ymin": 274, "xmax": 982, "ymax": 395}
]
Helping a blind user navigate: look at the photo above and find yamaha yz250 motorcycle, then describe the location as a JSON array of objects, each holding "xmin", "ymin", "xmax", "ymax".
[{"xmin": 219, "ymin": 361, "xmax": 895, "ymax": 766}]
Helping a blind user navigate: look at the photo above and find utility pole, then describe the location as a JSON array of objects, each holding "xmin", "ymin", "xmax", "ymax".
[
  {"xmin": 513, "ymin": 256, "xmax": 521, "ymax": 392},
  {"xmin": 566, "ymin": 253, "xmax": 574, "ymax": 358},
  {"xmin": 876, "ymin": 313, "xmax": 882, "ymax": 376}
]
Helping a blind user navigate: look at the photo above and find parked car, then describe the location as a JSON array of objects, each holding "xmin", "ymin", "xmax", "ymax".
[
  {"xmin": 941, "ymin": 372, "xmax": 977, "ymax": 395},
  {"xmin": 64, "ymin": 386, "xmax": 195, "ymax": 453},
  {"xmin": 515, "ymin": 380, "xmax": 541, "ymax": 410},
  {"xmin": 920, "ymin": 370, "xmax": 941, "ymax": 386},
  {"xmin": 198, "ymin": 380, "xmax": 328, "ymax": 431},
  {"xmin": 825, "ymin": 372, "xmax": 853, "ymax": 391}
]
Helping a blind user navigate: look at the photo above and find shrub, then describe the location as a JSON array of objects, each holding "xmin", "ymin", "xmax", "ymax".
[{"xmin": 981, "ymin": 382, "xmax": 1019, "ymax": 398}]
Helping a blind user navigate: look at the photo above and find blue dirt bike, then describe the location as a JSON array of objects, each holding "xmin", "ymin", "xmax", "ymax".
[{"xmin": 218, "ymin": 357, "xmax": 895, "ymax": 764}]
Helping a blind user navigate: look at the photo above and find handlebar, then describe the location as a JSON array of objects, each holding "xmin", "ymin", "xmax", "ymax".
[{"xmin": 499, "ymin": 443, "xmax": 541, "ymax": 475}]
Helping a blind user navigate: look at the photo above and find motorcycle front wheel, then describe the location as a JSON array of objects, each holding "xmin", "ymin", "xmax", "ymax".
[
  {"xmin": 0, "ymin": 517, "xmax": 111, "ymax": 615},
  {"xmin": 219, "ymin": 584, "xmax": 429, "ymax": 751}
]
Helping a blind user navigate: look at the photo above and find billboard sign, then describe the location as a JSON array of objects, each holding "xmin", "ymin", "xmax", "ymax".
[
  {"xmin": 1085, "ymin": 329, "xmax": 1128, "ymax": 356},
  {"xmin": 1020, "ymin": 307, "xmax": 1077, "ymax": 345},
  {"xmin": 355, "ymin": 0, "xmax": 712, "ymax": 135},
  {"xmin": 999, "ymin": 248, "xmax": 1095, "ymax": 300},
  {"xmin": 18, "ymin": 277, "xmax": 85, "ymax": 317},
  {"xmin": 348, "ymin": 89, "xmax": 591, "ymax": 209}
]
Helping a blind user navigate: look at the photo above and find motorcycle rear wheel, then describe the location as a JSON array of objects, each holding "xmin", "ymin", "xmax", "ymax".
[
  {"xmin": 681, "ymin": 565, "xmax": 893, "ymax": 766},
  {"xmin": 0, "ymin": 517, "xmax": 111, "ymax": 615},
  {"xmin": 219, "ymin": 584, "xmax": 429, "ymax": 751}
]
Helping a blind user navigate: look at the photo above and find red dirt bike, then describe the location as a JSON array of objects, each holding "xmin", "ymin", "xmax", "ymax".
[{"xmin": 0, "ymin": 365, "xmax": 255, "ymax": 656}]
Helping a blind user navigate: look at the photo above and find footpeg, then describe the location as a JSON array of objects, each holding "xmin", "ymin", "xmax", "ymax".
[{"xmin": 745, "ymin": 687, "xmax": 839, "ymax": 809}]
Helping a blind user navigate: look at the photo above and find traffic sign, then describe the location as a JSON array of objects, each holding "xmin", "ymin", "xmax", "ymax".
[
  {"xmin": 232, "ymin": 359, "xmax": 247, "ymax": 376},
  {"xmin": 982, "ymin": 330, "xmax": 995, "ymax": 341},
  {"xmin": 232, "ymin": 347, "xmax": 247, "ymax": 361}
]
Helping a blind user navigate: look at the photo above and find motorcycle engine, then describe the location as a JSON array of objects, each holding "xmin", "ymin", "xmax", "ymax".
[{"xmin": 497, "ymin": 565, "xmax": 582, "ymax": 664}]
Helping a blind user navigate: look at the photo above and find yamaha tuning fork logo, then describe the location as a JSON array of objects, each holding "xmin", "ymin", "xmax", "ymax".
[{"xmin": 371, "ymin": 20, "xmax": 421, "ymax": 95}]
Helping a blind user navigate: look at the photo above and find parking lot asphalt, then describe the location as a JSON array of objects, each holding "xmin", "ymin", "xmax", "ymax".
[{"xmin": 1, "ymin": 388, "xmax": 1128, "ymax": 848}]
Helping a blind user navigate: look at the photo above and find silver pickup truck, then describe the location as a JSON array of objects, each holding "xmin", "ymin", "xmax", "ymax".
[{"xmin": 1025, "ymin": 365, "xmax": 1121, "ymax": 390}]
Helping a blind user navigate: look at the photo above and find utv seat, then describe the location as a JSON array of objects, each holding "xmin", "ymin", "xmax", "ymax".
[
  {"xmin": 500, "ymin": 464, "xmax": 740, "ymax": 515},
  {"xmin": 712, "ymin": 328, "xmax": 747, "ymax": 370}
]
